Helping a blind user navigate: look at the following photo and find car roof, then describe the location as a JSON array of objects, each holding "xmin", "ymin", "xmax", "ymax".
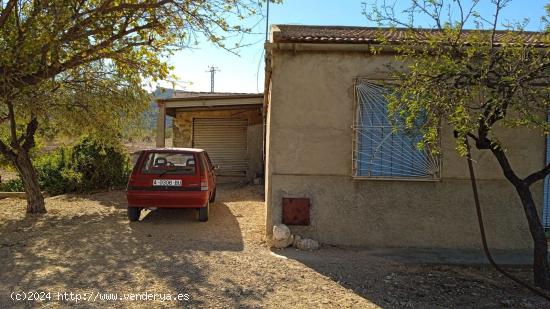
[{"xmin": 139, "ymin": 147, "xmax": 205, "ymax": 153}]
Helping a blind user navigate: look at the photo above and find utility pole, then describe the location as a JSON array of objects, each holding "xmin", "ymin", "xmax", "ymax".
[
  {"xmin": 206, "ymin": 66, "xmax": 220, "ymax": 93},
  {"xmin": 265, "ymin": 0, "xmax": 270, "ymax": 41}
]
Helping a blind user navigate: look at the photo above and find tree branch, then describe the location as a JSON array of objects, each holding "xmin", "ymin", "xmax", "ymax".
[
  {"xmin": 0, "ymin": 0, "xmax": 16, "ymax": 29},
  {"xmin": 490, "ymin": 143, "xmax": 522, "ymax": 186},
  {"xmin": 6, "ymin": 100, "xmax": 18, "ymax": 148},
  {"xmin": 0, "ymin": 139, "xmax": 16, "ymax": 160},
  {"xmin": 20, "ymin": 116, "xmax": 38, "ymax": 151},
  {"xmin": 525, "ymin": 164, "xmax": 550, "ymax": 186}
]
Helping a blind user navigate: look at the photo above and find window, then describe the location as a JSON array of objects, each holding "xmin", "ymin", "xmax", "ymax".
[
  {"xmin": 352, "ymin": 80, "xmax": 440, "ymax": 179},
  {"xmin": 141, "ymin": 152, "xmax": 197, "ymax": 175}
]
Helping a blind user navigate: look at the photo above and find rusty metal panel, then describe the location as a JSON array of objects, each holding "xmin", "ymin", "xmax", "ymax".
[{"xmin": 282, "ymin": 198, "xmax": 310, "ymax": 226}]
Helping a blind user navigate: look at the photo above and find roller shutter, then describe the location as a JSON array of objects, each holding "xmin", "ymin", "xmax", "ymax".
[{"xmin": 193, "ymin": 118, "xmax": 248, "ymax": 175}]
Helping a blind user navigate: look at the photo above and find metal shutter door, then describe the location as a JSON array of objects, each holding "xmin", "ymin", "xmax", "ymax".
[{"xmin": 193, "ymin": 118, "xmax": 248, "ymax": 175}]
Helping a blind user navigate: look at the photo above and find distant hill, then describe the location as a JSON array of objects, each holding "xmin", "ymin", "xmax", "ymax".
[{"xmin": 143, "ymin": 87, "xmax": 177, "ymax": 131}]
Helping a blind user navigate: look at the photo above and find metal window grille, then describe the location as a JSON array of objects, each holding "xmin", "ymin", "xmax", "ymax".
[{"xmin": 352, "ymin": 80, "xmax": 440, "ymax": 179}]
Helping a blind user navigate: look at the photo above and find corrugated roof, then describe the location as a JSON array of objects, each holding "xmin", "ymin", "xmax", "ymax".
[{"xmin": 271, "ymin": 25, "xmax": 549, "ymax": 47}]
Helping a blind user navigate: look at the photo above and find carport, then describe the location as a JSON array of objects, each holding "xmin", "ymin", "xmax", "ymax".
[{"xmin": 156, "ymin": 92, "xmax": 264, "ymax": 182}]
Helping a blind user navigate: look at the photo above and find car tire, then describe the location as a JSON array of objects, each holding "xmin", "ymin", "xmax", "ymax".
[
  {"xmin": 128, "ymin": 207, "xmax": 141, "ymax": 222},
  {"xmin": 198, "ymin": 201, "xmax": 209, "ymax": 222},
  {"xmin": 209, "ymin": 188, "xmax": 216, "ymax": 203}
]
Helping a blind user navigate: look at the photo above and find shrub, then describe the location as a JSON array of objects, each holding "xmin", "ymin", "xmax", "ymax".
[
  {"xmin": 35, "ymin": 148, "xmax": 72, "ymax": 195},
  {"xmin": 0, "ymin": 178, "xmax": 24, "ymax": 192},
  {"xmin": 67, "ymin": 136, "xmax": 131, "ymax": 192},
  {"xmin": 1, "ymin": 136, "xmax": 131, "ymax": 195}
]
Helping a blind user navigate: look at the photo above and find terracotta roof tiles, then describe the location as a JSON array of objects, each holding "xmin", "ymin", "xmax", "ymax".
[{"xmin": 271, "ymin": 25, "xmax": 549, "ymax": 47}]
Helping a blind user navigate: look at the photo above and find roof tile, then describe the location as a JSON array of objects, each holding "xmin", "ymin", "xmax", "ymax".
[{"xmin": 271, "ymin": 25, "xmax": 549, "ymax": 47}]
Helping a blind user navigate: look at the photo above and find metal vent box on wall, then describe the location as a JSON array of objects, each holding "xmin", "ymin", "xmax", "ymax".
[{"xmin": 282, "ymin": 198, "xmax": 310, "ymax": 226}]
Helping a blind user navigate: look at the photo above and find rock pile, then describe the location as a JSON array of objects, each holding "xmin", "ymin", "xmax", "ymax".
[
  {"xmin": 294, "ymin": 237, "xmax": 320, "ymax": 251},
  {"xmin": 270, "ymin": 224, "xmax": 319, "ymax": 251}
]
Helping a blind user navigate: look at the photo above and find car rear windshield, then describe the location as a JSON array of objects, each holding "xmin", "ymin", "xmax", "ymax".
[{"xmin": 140, "ymin": 152, "xmax": 197, "ymax": 175}]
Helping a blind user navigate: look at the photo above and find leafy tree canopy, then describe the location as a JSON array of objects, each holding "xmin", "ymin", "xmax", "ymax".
[
  {"xmin": 0, "ymin": 0, "xmax": 275, "ymax": 213},
  {"xmin": 364, "ymin": 0, "xmax": 550, "ymax": 157},
  {"xmin": 0, "ymin": 0, "xmax": 272, "ymax": 148},
  {"xmin": 364, "ymin": 0, "xmax": 550, "ymax": 289}
]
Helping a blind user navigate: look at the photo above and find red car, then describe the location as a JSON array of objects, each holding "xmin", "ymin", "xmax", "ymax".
[{"xmin": 126, "ymin": 148, "xmax": 216, "ymax": 222}]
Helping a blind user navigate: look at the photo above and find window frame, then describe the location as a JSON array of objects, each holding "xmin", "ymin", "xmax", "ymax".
[
  {"xmin": 351, "ymin": 78, "xmax": 441, "ymax": 182},
  {"xmin": 140, "ymin": 151, "xmax": 198, "ymax": 176}
]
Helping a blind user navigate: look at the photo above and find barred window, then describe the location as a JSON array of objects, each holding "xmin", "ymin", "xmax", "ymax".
[{"xmin": 352, "ymin": 80, "xmax": 440, "ymax": 179}]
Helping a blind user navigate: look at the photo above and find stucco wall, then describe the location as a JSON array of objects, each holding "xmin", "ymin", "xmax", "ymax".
[
  {"xmin": 265, "ymin": 50, "xmax": 546, "ymax": 250},
  {"xmin": 173, "ymin": 108, "xmax": 263, "ymax": 180}
]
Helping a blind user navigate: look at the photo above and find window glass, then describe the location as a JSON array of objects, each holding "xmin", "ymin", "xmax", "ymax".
[
  {"xmin": 354, "ymin": 81, "xmax": 440, "ymax": 179},
  {"xmin": 141, "ymin": 152, "xmax": 197, "ymax": 175}
]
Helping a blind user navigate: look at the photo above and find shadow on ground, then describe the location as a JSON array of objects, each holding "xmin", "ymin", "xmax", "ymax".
[
  {"xmin": 0, "ymin": 186, "xmax": 247, "ymax": 308},
  {"xmin": 276, "ymin": 247, "xmax": 547, "ymax": 308}
]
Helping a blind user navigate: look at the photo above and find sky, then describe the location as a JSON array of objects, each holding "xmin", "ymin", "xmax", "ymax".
[{"xmin": 154, "ymin": 0, "xmax": 549, "ymax": 94}]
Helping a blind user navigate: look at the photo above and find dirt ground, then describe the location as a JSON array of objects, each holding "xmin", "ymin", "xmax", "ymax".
[{"xmin": 0, "ymin": 185, "xmax": 548, "ymax": 308}]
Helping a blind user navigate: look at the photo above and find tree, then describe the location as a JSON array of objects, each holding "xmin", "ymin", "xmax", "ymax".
[
  {"xmin": 0, "ymin": 0, "xmax": 269, "ymax": 213},
  {"xmin": 364, "ymin": 0, "xmax": 550, "ymax": 289}
]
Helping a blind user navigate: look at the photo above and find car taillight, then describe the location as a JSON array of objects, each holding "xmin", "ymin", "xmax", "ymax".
[{"xmin": 200, "ymin": 179, "xmax": 208, "ymax": 191}]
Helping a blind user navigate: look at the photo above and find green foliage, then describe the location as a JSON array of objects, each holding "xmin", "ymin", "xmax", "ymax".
[
  {"xmin": 0, "ymin": 0, "xmax": 270, "ymax": 172},
  {"xmin": 366, "ymin": 0, "xmax": 550, "ymax": 156},
  {"xmin": 1, "ymin": 136, "xmax": 131, "ymax": 194},
  {"xmin": 34, "ymin": 148, "xmax": 71, "ymax": 195},
  {"xmin": 0, "ymin": 178, "xmax": 24, "ymax": 192},
  {"xmin": 67, "ymin": 136, "xmax": 130, "ymax": 192}
]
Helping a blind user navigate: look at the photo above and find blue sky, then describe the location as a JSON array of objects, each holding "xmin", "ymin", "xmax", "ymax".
[{"xmin": 154, "ymin": 0, "xmax": 548, "ymax": 93}]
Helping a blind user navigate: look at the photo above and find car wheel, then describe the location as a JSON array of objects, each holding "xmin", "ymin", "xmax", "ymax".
[
  {"xmin": 128, "ymin": 207, "xmax": 141, "ymax": 222},
  {"xmin": 198, "ymin": 201, "xmax": 209, "ymax": 222},
  {"xmin": 209, "ymin": 188, "xmax": 216, "ymax": 203}
]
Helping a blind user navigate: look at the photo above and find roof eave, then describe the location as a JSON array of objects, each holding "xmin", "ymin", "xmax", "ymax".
[{"xmin": 158, "ymin": 93, "xmax": 263, "ymax": 103}]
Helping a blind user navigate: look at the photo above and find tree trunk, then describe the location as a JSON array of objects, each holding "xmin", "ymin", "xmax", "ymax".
[
  {"xmin": 516, "ymin": 184, "xmax": 550, "ymax": 289},
  {"xmin": 13, "ymin": 151, "xmax": 45, "ymax": 214}
]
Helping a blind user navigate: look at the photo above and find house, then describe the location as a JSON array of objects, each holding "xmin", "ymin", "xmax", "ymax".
[
  {"xmin": 156, "ymin": 91, "xmax": 264, "ymax": 182},
  {"xmin": 263, "ymin": 25, "xmax": 546, "ymax": 250}
]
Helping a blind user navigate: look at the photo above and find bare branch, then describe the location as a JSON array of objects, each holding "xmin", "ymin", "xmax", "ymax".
[{"xmin": 525, "ymin": 164, "xmax": 550, "ymax": 186}]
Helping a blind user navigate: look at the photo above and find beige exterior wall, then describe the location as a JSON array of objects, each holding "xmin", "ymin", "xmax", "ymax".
[
  {"xmin": 173, "ymin": 108, "xmax": 263, "ymax": 180},
  {"xmin": 265, "ymin": 50, "xmax": 546, "ymax": 250}
]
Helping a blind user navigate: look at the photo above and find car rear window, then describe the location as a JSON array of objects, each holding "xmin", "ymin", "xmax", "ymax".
[{"xmin": 140, "ymin": 152, "xmax": 197, "ymax": 175}]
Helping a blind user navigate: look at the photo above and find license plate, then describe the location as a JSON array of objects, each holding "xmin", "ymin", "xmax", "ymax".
[{"xmin": 153, "ymin": 179, "xmax": 182, "ymax": 186}]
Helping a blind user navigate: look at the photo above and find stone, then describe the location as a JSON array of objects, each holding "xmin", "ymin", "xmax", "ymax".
[
  {"xmin": 293, "ymin": 235, "xmax": 302, "ymax": 247},
  {"xmin": 272, "ymin": 224, "xmax": 291, "ymax": 241},
  {"xmin": 271, "ymin": 235, "xmax": 294, "ymax": 249},
  {"xmin": 294, "ymin": 238, "xmax": 320, "ymax": 251}
]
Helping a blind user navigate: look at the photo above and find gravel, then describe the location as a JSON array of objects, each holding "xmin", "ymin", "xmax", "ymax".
[{"xmin": 0, "ymin": 184, "xmax": 547, "ymax": 308}]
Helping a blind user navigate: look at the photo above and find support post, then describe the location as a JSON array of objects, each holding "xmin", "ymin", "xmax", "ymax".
[{"xmin": 156, "ymin": 101, "xmax": 166, "ymax": 147}]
